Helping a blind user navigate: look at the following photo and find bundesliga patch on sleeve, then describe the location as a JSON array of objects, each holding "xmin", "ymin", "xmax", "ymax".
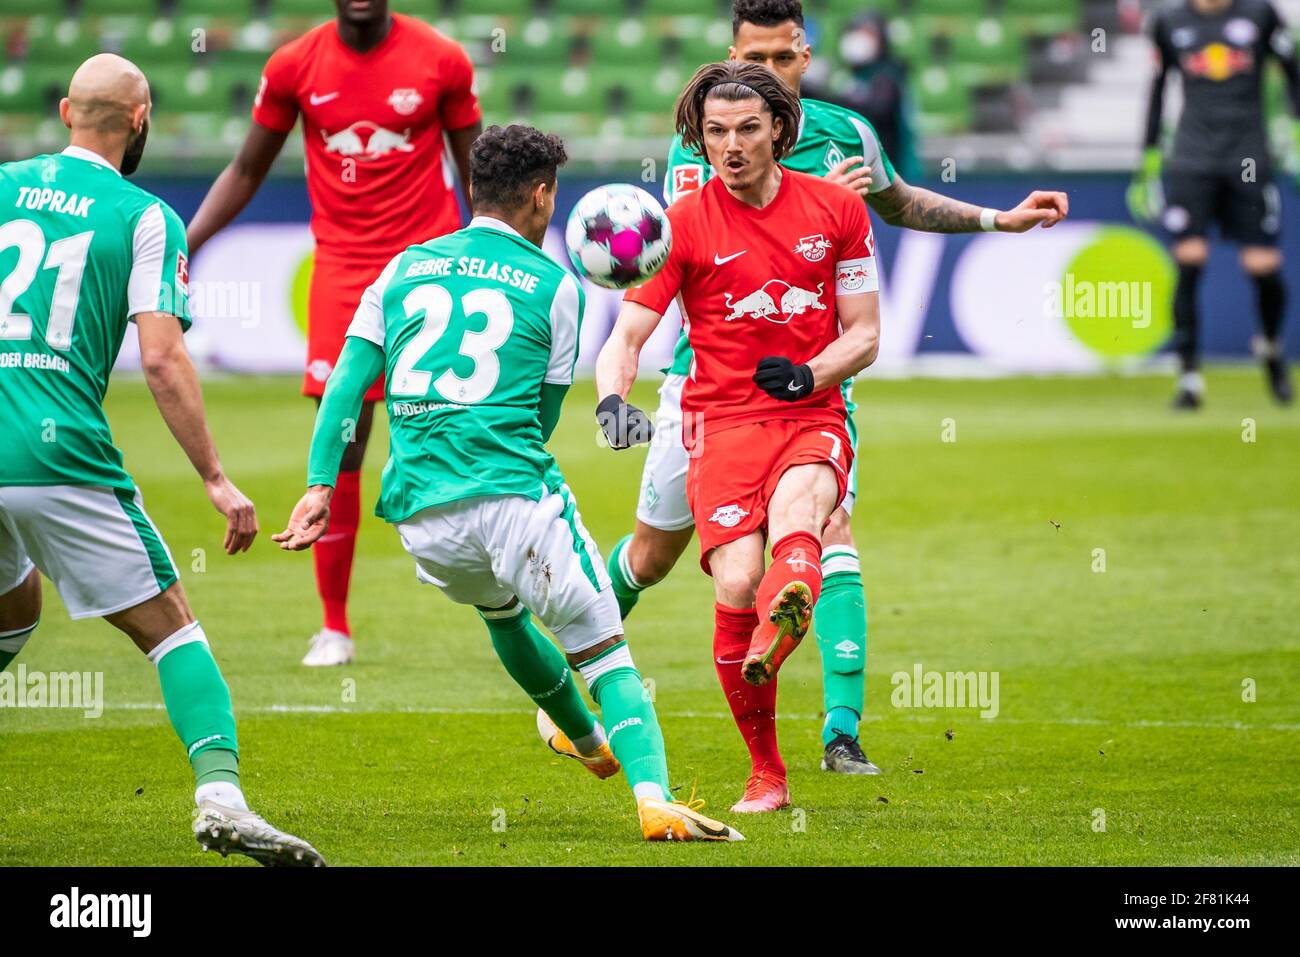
[
  {"xmin": 835, "ymin": 256, "xmax": 878, "ymax": 294},
  {"xmin": 672, "ymin": 165, "xmax": 704, "ymax": 197},
  {"xmin": 175, "ymin": 251, "xmax": 189, "ymax": 296}
]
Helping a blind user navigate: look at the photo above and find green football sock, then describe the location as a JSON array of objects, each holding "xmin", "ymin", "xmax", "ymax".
[
  {"xmin": 578, "ymin": 640, "xmax": 670, "ymax": 802},
  {"xmin": 480, "ymin": 604, "xmax": 598, "ymax": 746},
  {"xmin": 816, "ymin": 547, "xmax": 868, "ymax": 747},
  {"xmin": 0, "ymin": 621, "xmax": 37, "ymax": 673},
  {"xmin": 149, "ymin": 622, "xmax": 240, "ymax": 787},
  {"xmin": 606, "ymin": 534, "xmax": 647, "ymax": 620}
]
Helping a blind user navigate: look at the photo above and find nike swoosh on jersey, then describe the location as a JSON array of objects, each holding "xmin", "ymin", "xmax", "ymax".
[
  {"xmin": 309, "ymin": 92, "xmax": 340, "ymax": 106},
  {"xmin": 713, "ymin": 250, "xmax": 746, "ymax": 265}
]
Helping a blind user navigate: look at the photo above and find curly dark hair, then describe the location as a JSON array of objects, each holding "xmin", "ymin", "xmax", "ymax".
[
  {"xmin": 674, "ymin": 60, "xmax": 802, "ymax": 162},
  {"xmin": 732, "ymin": 0, "xmax": 804, "ymax": 34},
  {"xmin": 469, "ymin": 124, "xmax": 568, "ymax": 215}
]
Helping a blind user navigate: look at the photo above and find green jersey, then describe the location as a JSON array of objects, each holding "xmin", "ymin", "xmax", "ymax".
[
  {"xmin": 0, "ymin": 147, "xmax": 191, "ymax": 492},
  {"xmin": 346, "ymin": 217, "xmax": 585, "ymax": 524},
  {"xmin": 663, "ymin": 97, "xmax": 895, "ymax": 380}
]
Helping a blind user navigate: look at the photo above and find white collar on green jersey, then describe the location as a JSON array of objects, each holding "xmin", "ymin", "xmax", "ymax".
[
  {"xmin": 468, "ymin": 215, "xmax": 523, "ymax": 238},
  {"xmin": 62, "ymin": 145, "xmax": 121, "ymax": 176}
]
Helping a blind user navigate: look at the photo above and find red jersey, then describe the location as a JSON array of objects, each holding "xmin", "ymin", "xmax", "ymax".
[
  {"xmin": 252, "ymin": 14, "xmax": 481, "ymax": 264},
  {"xmin": 625, "ymin": 168, "xmax": 879, "ymax": 430}
]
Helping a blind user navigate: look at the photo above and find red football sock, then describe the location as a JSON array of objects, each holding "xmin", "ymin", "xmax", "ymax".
[
  {"xmin": 313, "ymin": 469, "xmax": 360, "ymax": 635},
  {"xmin": 714, "ymin": 603, "xmax": 785, "ymax": 778},
  {"xmin": 756, "ymin": 530, "xmax": 823, "ymax": 618}
]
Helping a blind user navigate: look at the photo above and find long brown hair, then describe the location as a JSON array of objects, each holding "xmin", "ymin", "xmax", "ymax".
[{"xmin": 674, "ymin": 60, "xmax": 802, "ymax": 162}]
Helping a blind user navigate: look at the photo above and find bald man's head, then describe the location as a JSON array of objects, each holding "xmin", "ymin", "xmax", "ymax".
[{"xmin": 61, "ymin": 54, "xmax": 152, "ymax": 174}]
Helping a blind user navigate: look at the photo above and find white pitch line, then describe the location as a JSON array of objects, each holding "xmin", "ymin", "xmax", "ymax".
[{"xmin": 102, "ymin": 702, "xmax": 1300, "ymax": 732}]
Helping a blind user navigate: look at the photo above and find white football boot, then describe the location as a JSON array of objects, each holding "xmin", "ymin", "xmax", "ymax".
[
  {"xmin": 193, "ymin": 800, "xmax": 326, "ymax": 867},
  {"xmin": 301, "ymin": 628, "xmax": 354, "ymax": 666}
]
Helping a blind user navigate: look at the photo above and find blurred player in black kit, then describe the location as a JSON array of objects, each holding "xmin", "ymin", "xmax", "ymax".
[{"xmin": 1129, "ymin": 0, "xmax": 1300, "ymax": 408}]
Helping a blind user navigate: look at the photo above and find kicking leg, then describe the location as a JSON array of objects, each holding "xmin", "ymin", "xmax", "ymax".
[
  {"xmin": 478, "ymin": 599, "xmax": 615, "ymax": 778},
  {"xmin": 110, "ymin": 584, "xmax": 324, "ymax": 866},
  {"xmin": 743, "ymin": 462, "xmax": 840, "ymax": 686},
  {"xmin": 303, "ymin": 398, "xmax": 375, "ymax": 666}
]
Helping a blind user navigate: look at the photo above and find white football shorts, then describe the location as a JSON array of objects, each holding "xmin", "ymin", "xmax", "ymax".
[
  {"xmin": 395, "ymin": 484, "xmax": 622, "ymax": 654},
  {"xmin": 0, "ymin": 484, "xmax": 179, "ymax": 619}
]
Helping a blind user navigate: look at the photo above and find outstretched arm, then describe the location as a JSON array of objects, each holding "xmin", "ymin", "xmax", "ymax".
[
  {"xmin": 593, "ymin": 300, "xmax": 664, "ymax": 449},
  {"xmin": 273, "ymin": 337, "xmax": 385, "ymax": 551},
  {"xmin": 136, "ymin": 313, "xmax": 258, "ymax": 554},
  {"xmin": 186, "ymin": 123, "xmax": 288, "ymax": 257},
  {"xmin": 868, "ymin": 177, "xmax": 1068, "ymax": 234}
]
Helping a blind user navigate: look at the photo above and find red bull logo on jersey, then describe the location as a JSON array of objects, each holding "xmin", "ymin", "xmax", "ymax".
[
  {"xmin": 724, "ymin": 280, "xmax": 826, "ymax": 325},
  {"xmin": 321, "ymin": 121, "xmax": 415, "ymax": 161},
  {"xmin": 1182, "ymin": 43, "xmax": 1254, "ymax": 81},
  {"xmin": 793, "ymin": 234, "xmax": 832, "ymax": 262}
]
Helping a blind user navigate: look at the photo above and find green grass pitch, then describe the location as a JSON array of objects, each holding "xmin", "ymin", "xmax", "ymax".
[{"xmin": 1, "ymin": 368, "xmax": 1297, "ymax": 866}]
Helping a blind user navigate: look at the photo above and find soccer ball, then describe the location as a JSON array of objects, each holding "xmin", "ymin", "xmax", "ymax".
[{"xmin": 565, "ymin": 184, "xmax": 672, "ymax": 289}]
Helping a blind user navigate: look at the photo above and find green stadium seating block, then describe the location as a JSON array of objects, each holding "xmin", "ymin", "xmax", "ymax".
[
  {"xmin": 82, "ymin": 0, "xmax": 162, "ymax": 16},
  {"xmin": 642, "ymin": 0, "xmax": 724, "ymax": 16},
  {"xmin": 24, "ymin": 19, "xmax": 103, "ymax": 69},
  {"xmin": 507, "ymin": 17, "xmax": 573, "ymax": 65},
  {"xmin": 0, "ymin": 0, "xmax": 64, "ymax": 17},
  {"xmin": 121, "ymin": 19, "xmax": 202, "ymax": 65},
  {"xmin": 530, "ymin": 66, "xmax": 595, "ymax": 113},
  {"xmin": 587, "ymin": 18, "xmax": 659, "ymax": 63},
  {"xmin": 268, "ymin": 0, "xmax": 335, "ymax": 16},
  {"xmin": 885, "ymin": 16, "xmax": 931, "ymax": 65},
  {"xmin": 552, "ymin": 0, "xmax": 622, "ymax": 15},
  {"xmin": 950, "ymin": 19, "xmax": 1023, "ymax": 67},
  {"xmin": 178, "ymin": 0, "xmax": 257, "ymax": 18},
  {"xmin": 669, "ymin": 19, "xmax": 733, "ymax": 69},
  {"xmin": 914, "ymin": 0, "xmax": 987, "ymax": 17},
  {"xmin": 914, "ymin": 64, "xmax": 972, "ymax": 129},
  {"xmin": 475, "ymin": 65, "xmax": 531, "ymax": 116},
  {"xmin": 824, "ymin": 0, "xmax": 899, "ymax": 16}
]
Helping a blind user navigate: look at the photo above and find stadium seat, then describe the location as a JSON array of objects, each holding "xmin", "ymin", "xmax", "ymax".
[
  {"xmin": 24, "ymin": 19, "xmax": 103, "ymax": 71},
  {"xmin": 641, "ymin": 0, "xmax": 726, "ymax": 15},
  {"xmin": 267, "ymin": 0, "xmax": 336, "ymax": 16},
  {"xmin": 825, "ymin": 0, "xmax": 899, "ymax": 16},
  {"xmin": 552, "ymin": 0, "xmax": 621, "ymax": 15},
  {"xmin": 885, "ymin": 16, "xmax": 931, "ymax": 66},
  {"xmin": 510, "ymin": 17, "xmax": 573, "ymax": 65},
  {"xmin": 1004, "ymin": 0, "xmax": 1082, "ymax": 35},
  {"xmin": 529, "ymin": 66, "xmax": 595, "ymax": 113},
  {"xmin": 438, "ymin": 0, "xmax": 534, "ymax": 15},
  {"xmin": 81, "ymin": 0, "xmax": 162, "ymax": 16},
  {"xmin": 914, "ymin": 63, "xmax": 974, "ymax": 125},
  {"xmin": 587, "ymin": 19, "xmax": 660, "ymax": 65},
  {"xmin": 120, "ymin": 19, "xmax": 201, "ymax": 66},
  {"xmin": 623, "ymin": 66, "xmax": 685, "ymax": 114},
  {"xmin": 949, "ymin": 17, "xmax": 1024, "ymax": 82},
  {"xmin": 178, "ymin": 0, "xmax": 257, "ymax": 17},
  {"xmin": 0, "ymin": 0, "xmax": 63, "ymax": 16}
]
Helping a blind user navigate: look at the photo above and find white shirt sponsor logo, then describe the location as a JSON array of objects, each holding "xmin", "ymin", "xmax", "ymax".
[
  {"xmin": 709, "ymin": 504, "xmax": 749, "ymax": 528},
  {"xmin": 792, "ymin": 234, "xmax": 832, "ymax": 262},
  {"xmin": 723, "ymin": 280, "xmax": 826, "ymax": 325},
  {"xmin": 321, "ymin": 122, "xmax": 415, "ymax": 160},
  {"xmin": 387, "ymin": 88, "xmax": 424, "ymax": 116}
]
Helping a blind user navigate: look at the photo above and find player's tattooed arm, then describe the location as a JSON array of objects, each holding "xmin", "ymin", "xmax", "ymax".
[
  {"xmin": 869, "ymin": 177, "xmax": 1068, "ymax": 234},
  {"xmin": 867, "ymin": 178, "xmax": 986, "ymax": 232}
]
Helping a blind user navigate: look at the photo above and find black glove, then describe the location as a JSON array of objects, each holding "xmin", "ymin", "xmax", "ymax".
[
  {"xmin": 753, "ymin": 356, "xmax": 815, "ymax": 401},
  {"xmin": 596, "ymin": 394, "xmax": 654, "ymax": 449}
]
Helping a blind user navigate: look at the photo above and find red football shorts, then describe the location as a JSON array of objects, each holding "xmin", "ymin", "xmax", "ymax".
[
  {"xmin": 685, "ymin": 418, "xmax": 853, "ymax": 573},
  {"xmin": 303, "ymin": 254, "xmax": 387, "ymax": 401}
]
